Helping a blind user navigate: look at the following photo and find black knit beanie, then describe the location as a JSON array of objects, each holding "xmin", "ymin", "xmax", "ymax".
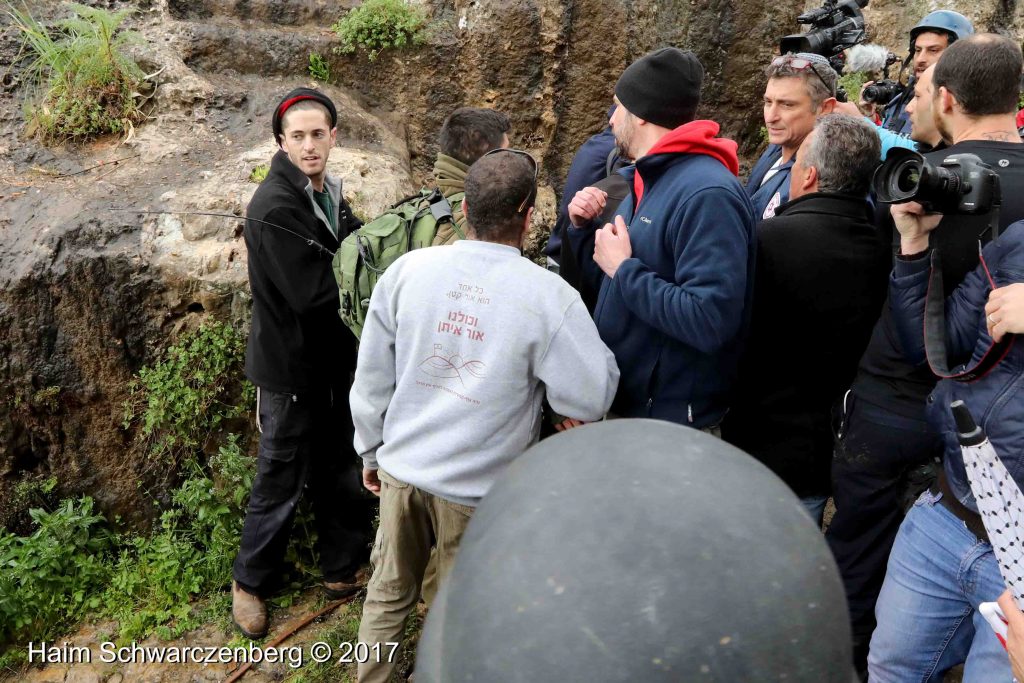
[
  {"xmin": 614, "ymin": 48, "xmax": 704, "ymax": 129},
  {"xmin": 272, "ymin": 87, "xmax": 338, "ymax": 141}
]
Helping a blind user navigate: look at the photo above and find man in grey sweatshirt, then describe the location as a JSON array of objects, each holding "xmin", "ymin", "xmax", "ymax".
[{"xmin": 351, "ymin": 149, "xmax": 619, "ymax": 682}]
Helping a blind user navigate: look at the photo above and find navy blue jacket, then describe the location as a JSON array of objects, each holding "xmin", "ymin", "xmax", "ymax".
[
  {"xmin": 546, "ymin": 128, "xmax": 617, "ymax": 256},
  {"xmin": 745, "ymin": 145, "xmax": 793, "ymax": 220},
  {"xmin": 571, "ymin": 145, "xmax": 756, "ymax": 428},
  {"xmin": 890, "ymin": 222, "xmax": 1024, "ymax": 513}
]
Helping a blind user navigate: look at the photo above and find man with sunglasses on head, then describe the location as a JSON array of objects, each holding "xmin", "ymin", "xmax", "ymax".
[
  {"xmin": 746, "ymin": 52, "xmax": 838, "ymax": 220},
  {"xmin": 350, "ymin": 150, "xmax": 619, "ymax": 683},
  {"xmin": 566, "ymin": 47, "xmax": 755, "ymax": 435}
]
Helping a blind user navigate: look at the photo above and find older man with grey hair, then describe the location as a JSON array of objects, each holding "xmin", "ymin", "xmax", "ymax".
[{"xmin": 724, "ymin": 114, "xmax": 890, "ymax": 525}]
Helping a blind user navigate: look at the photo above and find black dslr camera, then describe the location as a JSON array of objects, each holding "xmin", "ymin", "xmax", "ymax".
[
  {"xmin": 862, "ymin": 51, "xmax": 903, "ymax": 105},
  {"xmin": 779, "ymin": 0, "xmax": 869, "ymax": 68},
  {"xmin": 872, "ymin": 148, "xmax": 1001, "ymax": 215},
  {"xmin": 862, "ymin": 80, "xmax": 903, "ymax": 105}
]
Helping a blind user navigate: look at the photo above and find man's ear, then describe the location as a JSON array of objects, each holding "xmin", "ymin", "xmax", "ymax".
[
  {"xmin": 804, "ymin": 164, "xmax": 818, "ymax": 192},
  {"xmin": 936, "ymin": 86, "xmax": 955, "ymax": 115},
  {"xmin": 518, "ymin": 206, "xmax": 534, "ymax": 248},
  {"xmin": 277, "ymin": 134, "xmax": 285, "ymax": 151},
  {"xmin": 820, "ymin": 97, "xmax": 837, "ymax": 115},
  {"xmin": 330, "ymin": 127, "xmax": 338, "ymax": 147},
  {"xmin": 461, "ymin": 197, "xmax": 469, "ymax": 220}
]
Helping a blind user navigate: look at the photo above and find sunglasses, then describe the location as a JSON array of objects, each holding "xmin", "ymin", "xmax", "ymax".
[
  {"xmin": 482, "ymin": 147, "xmax": 539, "ymax": 213},
  {"xmin": 772, "ymin": 55, "xmax": 836, "ymax": 98}
]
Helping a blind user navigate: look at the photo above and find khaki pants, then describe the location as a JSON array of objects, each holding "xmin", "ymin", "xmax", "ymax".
[{"xmin": 357, "ymin": 470, "xmax": 474, "ymax": 683}]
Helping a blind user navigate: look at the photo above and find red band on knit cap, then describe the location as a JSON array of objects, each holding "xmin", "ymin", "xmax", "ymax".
[{"xmin": 277, "ymin": 95, "xmax": 320, "ymax": 121}]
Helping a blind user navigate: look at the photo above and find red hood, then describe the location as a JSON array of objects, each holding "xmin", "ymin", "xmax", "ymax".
[{"xmin": 634, "ymin": 120, "xmax": 739, "ymax": 206}]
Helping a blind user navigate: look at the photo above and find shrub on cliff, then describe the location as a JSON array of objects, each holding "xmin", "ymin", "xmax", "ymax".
[
  {"xmin": 332, "ymin": 0, "xmax": 428, "ymax": 61},
  {"xmin": 6, "ymin": 3, "xmax": 145, "ymax": 142}
]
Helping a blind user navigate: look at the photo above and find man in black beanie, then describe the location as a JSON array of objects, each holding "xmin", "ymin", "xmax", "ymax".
[
  {"xmin": 232, "ymin": 87, "xmax": 372, "ymax": 638},
  {"xmin": 566, "ymin": 47, "xmax": 756, "ymax": 434}
]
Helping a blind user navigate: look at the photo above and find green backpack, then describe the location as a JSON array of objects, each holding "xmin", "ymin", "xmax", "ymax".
[{"xmin": 333, "ymin": 188, "xmax": 464, "ymax": 339}]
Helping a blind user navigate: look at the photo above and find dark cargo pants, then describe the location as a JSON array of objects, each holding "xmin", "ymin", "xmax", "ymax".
[
  {"xmin": 233, "ymin": 386, "xmax": 373, "ymax": 595},
  {"xmin": 825, "ymin": 392, "xmax": 942, "ymax": 674}
]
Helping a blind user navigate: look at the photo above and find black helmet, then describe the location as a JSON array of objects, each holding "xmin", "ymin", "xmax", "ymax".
[{"xmin": 416, "ymin": 420, "xmax": 854, "ymax": 683}]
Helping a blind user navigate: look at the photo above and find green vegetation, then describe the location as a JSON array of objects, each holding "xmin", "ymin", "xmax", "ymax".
[
  {"xmin": 0, "ymin": 323, "xmax": 275, "ymax": 671},
  {"xmin": 332, "ymin": 0, "xmax": 428, "ymax": 62},
  {"xmin": 839, "ymin": 70, "xmax": 871, "ymax": 104},
  {"xmin": 0, "ymin": 321, "xmax": 412, "ymax": 679},
  {"xmin": 6, "ymin": 3, "xmax": 146, "ymax": 142},
  {"xmin": 249, "ymin": 163, "xmax": 270, "ymax": 183},
  {"xmin": 122, "ymin": 320, "xmax": 254, "ymax": 470},
  {"xmin": 0, "ymin": 498, "xmax": 116, "ymax": 646},
  {"xmin": 308, "ymin": 51, "xmax": 331, "ymax": 82}
]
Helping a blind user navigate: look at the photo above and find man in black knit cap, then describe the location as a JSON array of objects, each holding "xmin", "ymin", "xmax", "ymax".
[
  {"xmin": 232, "ymin": 87, "xmax": 372, "ymax": 638},
  {"xmin": 566, "ymin": 47, "xmax": 756, "ymax": 432}
]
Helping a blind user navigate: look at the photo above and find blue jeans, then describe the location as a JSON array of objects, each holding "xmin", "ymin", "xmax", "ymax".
[
  {"xmin": 868, "ymin": 490, "xmax": 1012, "ymax": 682},
  {"xmin": 801, "ymin": 494, "xmax": 828, "ymax": 528}
]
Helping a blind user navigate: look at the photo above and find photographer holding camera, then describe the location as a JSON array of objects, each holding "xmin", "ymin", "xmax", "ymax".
[
  {"xmin": 827, "ymin": 33, "xmax": 1024, "ymax": 680},
  {"xmin": 862, "ymin": 10, "xmax": 973, "ymax": 135},
  {"xmin": 874, "ymin": 161, "xmax": 1024, "ymax": 683},
  {"xmin": 746, "ymin": 52, "xmax": 838, "ymax": 220}
]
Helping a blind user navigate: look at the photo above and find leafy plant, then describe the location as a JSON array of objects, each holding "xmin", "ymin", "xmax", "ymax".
[
  {"xmin": 102, "ymin": 434, "xmax": 256, "ymax": 641},
  {"xmin": 249, "ymin": 163, "xmax": 269, "ymax": 183},
  {"xmin": 308, "ymin": 52, "xmax": 331, "ymax": 82},
  {"xmin": 332, "ymin": 0, "xmax": 428, "ymax": 62},
  {"xmin": 0, "ymin": 497, "xmax": 115, "ymax": 646},
  {"xmin": 839, "ymin": 70, "xmax": 871, "ymax": 105},
  {"xmin": 122, "ymin": 320, "xmax": 254, "ymax": 468},
  {"xmin": 6, "ymin": 2, "xmax": 145, "ymax": 142}
]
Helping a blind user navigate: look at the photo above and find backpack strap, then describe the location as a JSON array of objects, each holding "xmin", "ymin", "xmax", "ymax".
[
  {"xmin": 426, "ymin": 188, "xmax": 453, "ymax": 223},
  {"xmin": 446, "ymin": 191, "xmax": 466, "ymax": 239},
  {"xmin": 605, "ymin": 147, "xmax": 619, "ymax": 178}
]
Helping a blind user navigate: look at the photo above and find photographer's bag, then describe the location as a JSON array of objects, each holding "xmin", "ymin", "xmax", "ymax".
[{"xmin": 333, "ymin": 188, "xmax": 461, "ymax": 339}]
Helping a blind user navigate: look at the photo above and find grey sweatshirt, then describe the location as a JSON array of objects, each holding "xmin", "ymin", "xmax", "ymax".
[{"xmin": 351, "ymin": 239, "xmax": 619, "ymax": 506}]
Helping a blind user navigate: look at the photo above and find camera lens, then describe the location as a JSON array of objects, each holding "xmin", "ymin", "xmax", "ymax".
[{"xmin": 897, "ymin": 165, "xmax": 920, "ymax": 194}]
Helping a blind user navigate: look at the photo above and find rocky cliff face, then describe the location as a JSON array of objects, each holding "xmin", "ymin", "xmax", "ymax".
[{"xmin": 1, "ymin": 0, "xmax": 1021, "ymax": 527}]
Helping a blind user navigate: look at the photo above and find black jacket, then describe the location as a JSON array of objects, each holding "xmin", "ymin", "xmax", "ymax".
[
  {"xmin": 723, "ymin": 193, "xmax": 890, "ymax": 497},
  {"xmin": 244, "ymin": 150, "xmax": 362, "ymax": 393}
]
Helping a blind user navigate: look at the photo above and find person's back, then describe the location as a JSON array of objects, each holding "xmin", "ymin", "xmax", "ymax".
[
  {"xmin": 352, "ymin": 149, "xmax": 618, "ymax": 683},
  {"xmin": 358, "ymin": 241, "xmax": 616, "ymax": 504},
  {"xmin": 726, "ymin": 116, "xmax": 890, "ymax": 514}
]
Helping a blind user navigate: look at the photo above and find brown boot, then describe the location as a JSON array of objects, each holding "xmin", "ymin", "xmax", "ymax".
[
  {"xmin": 232, "ymin": 581, "xmax": 268, "ymax": 639},
  {"xmin": 323, "ymin": 574, "xmax": 362, "ymax": 599}
]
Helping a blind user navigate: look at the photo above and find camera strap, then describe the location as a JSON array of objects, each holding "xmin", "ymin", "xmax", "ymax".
[{"xmin": 923, "ymin": 245, "xmax": 1015, "ymax": 383}]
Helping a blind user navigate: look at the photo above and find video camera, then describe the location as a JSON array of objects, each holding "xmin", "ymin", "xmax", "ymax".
[
  {"xmin": 779, "ymin": 0, "xmax": 869, "ymax": 74},
  {"xmin": 872, "ymin": 148, "xmax": 1001, "ymax": 215}
]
